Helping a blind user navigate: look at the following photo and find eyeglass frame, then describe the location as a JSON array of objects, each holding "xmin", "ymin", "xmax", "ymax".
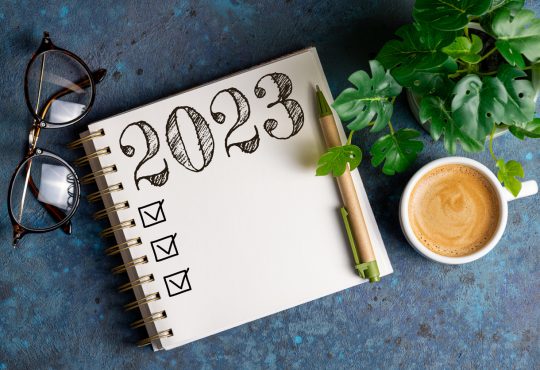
[{"xmin": 8, "ymin": 31, "xmax": 107, "ymax": 246}]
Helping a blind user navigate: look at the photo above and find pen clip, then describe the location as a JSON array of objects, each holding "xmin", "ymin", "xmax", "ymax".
[
  {"xmin": 340, "ymin": 207, "xmax": 380, "ymax": 281},
  {"xmin": 340, "ymin": 207, "xmax": 364, "ymax": 278}
]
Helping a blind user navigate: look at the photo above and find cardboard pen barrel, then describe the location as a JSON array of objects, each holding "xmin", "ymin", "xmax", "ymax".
[{"xmin": 319, "ymin": 115, "xmax": 376, "ymax": 265}]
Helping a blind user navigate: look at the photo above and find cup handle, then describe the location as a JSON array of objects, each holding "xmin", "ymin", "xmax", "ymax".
[{"xmin": 503, "ymin": 180, "xmax": 538, "ymax": 202}]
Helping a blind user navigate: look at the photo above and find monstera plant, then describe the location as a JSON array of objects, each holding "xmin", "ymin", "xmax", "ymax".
[{"xmin": 317, "ymin": 0, "xmax": 540, "ymax": 196}]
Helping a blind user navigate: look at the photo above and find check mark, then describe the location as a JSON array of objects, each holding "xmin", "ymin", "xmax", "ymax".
[
  {"xmin": 143, "ymin": 209, "xmax": 161, "ymax": 221},
  {"xmin": 169, "ymin": 274, "xmax": 187, "ymax": 290},
  {"xmin": 156, "ymin": 242, "xmax": 173, "ymax": 254},
  {"xmin": 164, "ymin": 268, "xmax": 192, "ymax": 297},
  {"xmin": 138, "ymin": 200, "xmax": 166, "ymax": 228},
  {"xmin": 151, "ymin": 234, "xmax": 179, "ymax": 262}
]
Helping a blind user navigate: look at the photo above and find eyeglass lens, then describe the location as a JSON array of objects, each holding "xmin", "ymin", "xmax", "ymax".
[
  {"xmin": 11, "ymin": 154, "xmax": 78, "ymax": 230},
  {"xmin": 27, "ymin": 50, "xmax": 92, "ymax": 124}
]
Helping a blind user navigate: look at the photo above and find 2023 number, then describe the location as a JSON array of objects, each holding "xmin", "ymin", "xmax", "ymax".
[{"xmin": 118, "ymin": 72, "xmax": 304, "ymax": 189}]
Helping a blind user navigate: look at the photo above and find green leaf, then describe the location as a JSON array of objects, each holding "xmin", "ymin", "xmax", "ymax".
[
  {"xmin": 497, "ymin": 65, "xmax": 536, "ymax": 125},
  {"xmin": 451, "ymin": 74, "xmax": 508, "ymax": 140},
  {"xmin": 496, "ymin": 159, "xmax": 524, "ymax": 196},
  {"xmin": 492, "ymin": 9, "xmax": 540, "ymax": 67},
  {"xmin": 400, "ymin": 57, "xmax": 457, "ymax": 96},
  {"xmin": 442, "ymin": 35, "xmax": 483, "ymax": 64},
  {"xmin": 376, "ymin": 24, "xmax": 457, "ymax": 86},
  {"xmin": 316, "ymin": 145, "xmax": 362, "ymax": 177},
  {"xmin": 370, "ymin": 129, "xmax": 423, "ymax": 175},
  {"xmin": 489, "ymin": 0, "xmax": 524, "ymax": 9},
  {"xmin": 509, "ymin": 117, "xmax": 540, "ymax": 139},
  {"xmin": 332, "ymin": 60, "xmax": 401, "ymax": 133},
  {"xmin": 480, "ymin": 0, "xmax": 525, "ymax": 35},
  {"xmin": 419, "ymin": 96, "xmax": 484, "ymax": 154},
  {"xmin": 413, "ymin": 0, "xmax": 492, "ymax": 31}
]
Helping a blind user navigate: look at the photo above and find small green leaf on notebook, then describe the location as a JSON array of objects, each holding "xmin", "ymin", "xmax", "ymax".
[{"xmin": 316, "ymin": 145, "xmax": 362, "ymax": 177}]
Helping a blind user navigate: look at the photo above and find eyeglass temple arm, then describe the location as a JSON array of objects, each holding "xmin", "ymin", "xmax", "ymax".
[{"xmin": 24, "ymin": 68, "xmax": 108, "ymax": 235}]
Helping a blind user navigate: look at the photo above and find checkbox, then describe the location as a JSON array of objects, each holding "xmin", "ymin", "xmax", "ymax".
[
  {"xmin": 138, "ymin": 200, "xmax": 166, "ymax": 228},
  {"xmin": 164, "ymin": 268, "xmax": 192, "ymax": 297},
  {"xmin": 151, "ymin": 233, "xmax": 179, "ymax": 262}
]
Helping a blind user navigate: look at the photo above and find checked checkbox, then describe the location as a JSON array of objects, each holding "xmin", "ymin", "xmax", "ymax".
[
  {"xmin": 151, "ymin": 233, "xmax": 179, "ymax": 262},
  {"xmin": 164, "ymin": 268, "xmax": 192, "ymax": 297},
  {"xmin": 138, "ymin": 200, "xmax": 166, "ymax": 228}
]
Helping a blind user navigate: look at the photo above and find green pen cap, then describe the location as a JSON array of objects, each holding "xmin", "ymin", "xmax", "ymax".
[{"xmin": 356, "ymin": 260, "xmax": 380, "ymax": 283}]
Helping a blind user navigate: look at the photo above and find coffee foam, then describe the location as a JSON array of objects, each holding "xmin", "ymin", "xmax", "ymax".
[{"xmin": 408, "ymin": 164, "xmax": 500, "ymax": 257}]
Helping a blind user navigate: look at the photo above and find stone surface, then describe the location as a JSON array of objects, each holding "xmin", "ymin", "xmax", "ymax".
[{"xmin": 0, "ymin": 1, "xmax": 538, "ymax": 369}]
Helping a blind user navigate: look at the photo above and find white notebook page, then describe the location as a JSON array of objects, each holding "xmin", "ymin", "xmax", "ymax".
[{"xmin": 84, "ymin": 48, "xmax": 392, "ymax": 350}]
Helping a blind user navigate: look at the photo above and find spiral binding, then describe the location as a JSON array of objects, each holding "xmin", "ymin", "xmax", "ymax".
[
  {"xmin": 137, "ymin": 329, "xmax": 173, "ymax": 347},
  {"xmin": 118, "ymin": 274, "xmax": 154, "ymax": 293},
  {"xmin": 100, "ymin": 219, "xmax": 136, "ymax": 238},
  {"xmin": 73, "ymin": 147, "xmax": 110, "ymax": 167},
  {"xmin": 94, "ymin": 201, "xmax": 130, "ymax": 221},
  {"xmin": 105, "ymin": 237, "xmax": 142, "ymax": 256},
  {"xmin": 130, "ymin": 311, "xmax": 167, "ymax": 329},
  {"xmin": 87, "ymin": 183, "xmax": 123, "ymax": 203},
  {"xmin": 111, "ymin": 255, "xmax": 148, "ymax": 275},
  {"xmin": 66, "ymin": 128, "xmax": 105, "ymax": 149},
  {"xmin": 80, "ymin": 165, "xmax": 117, "ymax": 185},
  {"xmin": 124, "ymin": 292, "xmax": 160, "ymax": 311},
  {"xmin": 72, "ymin": 130, "xmax": 173, "ymax": 348}
]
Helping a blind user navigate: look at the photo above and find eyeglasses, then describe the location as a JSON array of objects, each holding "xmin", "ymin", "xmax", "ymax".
[{"xmin": 7, "ymin": 32, "xmax": 106, "ymax": 246}]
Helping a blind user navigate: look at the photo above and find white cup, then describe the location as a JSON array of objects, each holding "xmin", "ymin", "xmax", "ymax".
[{"xmin": 399, "ymin": 157, "xmax": 538, "ymax": 264}]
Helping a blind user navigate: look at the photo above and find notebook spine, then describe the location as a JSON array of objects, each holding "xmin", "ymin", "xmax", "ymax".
[{"xmin": 69, "ymin": 129, "xmax": 173, "ymax": 348}]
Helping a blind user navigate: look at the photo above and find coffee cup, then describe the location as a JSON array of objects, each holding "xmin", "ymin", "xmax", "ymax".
[{"xmin": 400, "ymin": 157, "xmax": 538, "ymax": 264}]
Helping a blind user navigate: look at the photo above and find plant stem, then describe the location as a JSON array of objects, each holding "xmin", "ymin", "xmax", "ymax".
[
  {"xmin": 478, "ymin": 70, "xmax": 498, "ymax": 76},
  {"xmin": 388, "ymin": 120, "xmax": 396, "ymax": 135},
  {"xmin": 520, "ymin": 65, "xmax": 535, "ymax": 71},
  {"xmin": 464, "ymin": 26, "xmax": 470, "ymax": 40},
  {"xmin": 489, "ymin": 125, "xmax": 498, "ymax": 162},
  {"xmin": 347, "ymin": 130, "xmax": 355, "ymax": 145},
  {"xmin": 478, "ymin": 47, "xmax": 498, "ymax": 63}
]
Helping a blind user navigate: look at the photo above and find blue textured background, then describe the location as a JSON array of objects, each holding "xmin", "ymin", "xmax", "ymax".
[{"xmin": 0, "ymin": 1, "xmax": 538, "ymax": 369}]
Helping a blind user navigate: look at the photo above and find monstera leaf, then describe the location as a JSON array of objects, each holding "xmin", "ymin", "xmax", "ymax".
[
  {"xmin": 316, "ymin": 145, "xmax": 362, "ymax": 177},
  {"xmin": 413, "ymin": 0, "xmax": 492, "ymax": 31},
  {"xmin": 489, "ymin": 0, "xmax": 523, "ymax": 8},
  {"xmin": 496, "ymin": 159, "xmax": 524, "ymax": 196},
  {"xmin": 480, "ymin": 0, "xmax": 525, "ymax": 35},
  {"xmin": 492, "ymin": 8, "xmax": 540, "ymax": 67},
  {"xmin": 376, "ymin": 24, "xmax": 457, "ymax": 86},
  {"xmin": 451, "ymin": 75, "xmax": 508, "ymax": 140},
  {"xmin": 509, "ymin": 118, "xmax": 540, "ymax": 139},
  {"xmin": 400, "ymin": 58, "xmax": 457, "ymax": 96},
  {"xmin": 442, "ymin": 35, "xmax": 483, "ymax": 64},
  {"xmin": 497, "ymin": 65, "xmax": 536, "ymax": 125},
  {"xmin": 370, "ymin": 129, "xmax": 424, "ymax": 175},
  {"xmin": 332, "ymin": 60, "xmax": 401, "ymax": 132},
  {"xmin": 420, "ymin": 96, "xmax": 484, "ymax": 154}
]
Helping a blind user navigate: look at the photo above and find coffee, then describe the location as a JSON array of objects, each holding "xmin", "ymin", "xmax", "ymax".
[{"xmin": 408, "ymin": 164, "xmax": 500, "ymax": 257}]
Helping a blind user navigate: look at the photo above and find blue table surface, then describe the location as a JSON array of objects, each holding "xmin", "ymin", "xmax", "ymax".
[{"xmin": 0, "ymin": 1, "xmax": 538, "ymax": 369}]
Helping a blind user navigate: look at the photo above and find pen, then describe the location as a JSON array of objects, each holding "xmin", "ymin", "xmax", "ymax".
[{"xmin": 316, "ymin": 86, "xmax": 380, "ymax": 283}]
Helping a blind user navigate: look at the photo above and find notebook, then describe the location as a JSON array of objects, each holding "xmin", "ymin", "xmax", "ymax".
[{"xmin": 75, "ymin": 48, "xmax": 393, "ymax": 351}]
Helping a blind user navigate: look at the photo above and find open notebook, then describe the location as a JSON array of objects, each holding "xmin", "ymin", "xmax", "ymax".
[{"xmin": 76, "ymin": 48, "xmax": 392, "ymax": 351}]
